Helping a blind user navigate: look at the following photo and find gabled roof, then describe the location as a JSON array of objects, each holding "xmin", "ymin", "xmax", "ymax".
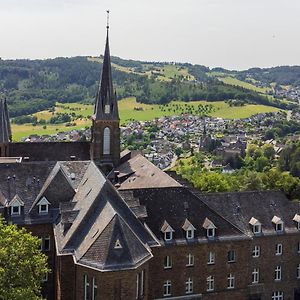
[
  {"xmin": 115, "ymin": 155, "xmax": 182, "ymax": 190},
  {"xmin": 202, "ymin": 217, "xmax": 216, "ymax": 229},
  {"xmin": 8, "ymin": 194, "xmax": 24, "ymax": 206},
  {"xmin": 272, "ymin": 215, "xmax": 283, "ymax": 225},
  {"xmin": 161, "ymin": 220, "xmax": 175, "ymax": 233},
  {"xmin": 93, "ymin": 26, "xmax": 119, "ymax": 121},
  {"xmin": 80, "ymin": 214, "xmax": 152, "ymax": 271},
  {"xmin": 182, "ymin": 219, "xmax": 196, "ymax": 231},
  {"xmin": 293, "ymin": 214, "xmax": 300, "ymax": 223},
  {"xmin": 249, "ymin": 217, "xmax": 261, "ymax": 226},
  {"xmin": 54, "ymin": 161, "xmax": 157, "ymax": 271}
]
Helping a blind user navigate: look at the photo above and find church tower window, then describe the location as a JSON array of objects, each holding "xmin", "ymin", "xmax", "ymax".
[{"xmin": 103, "ymin": 127, "xmax": 111, "ymax": 155}]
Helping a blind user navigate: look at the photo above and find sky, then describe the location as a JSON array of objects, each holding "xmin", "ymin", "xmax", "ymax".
[{"xmin": 0, "ymin": 0, "xmax": 299, "ymax": 70}]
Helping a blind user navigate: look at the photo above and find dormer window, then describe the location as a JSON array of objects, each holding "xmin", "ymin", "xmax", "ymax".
[
  {"xmin": 203, "ymin": 218, "xmax": 216, "ymax": 238},
  {"xmin": 9, "ymin": 194, "xmax": 24, "ymax": 216},
  {"xmin": 293, "ymin": 214, "xmax": 300, "ymax": 230},
  {"xmin": 182, "ymin": 219, "xmax": 196, "ymax": 240},
  {"xmin": 249, "ymin": 217, "xmax": 262, "ymax": 235},
  {"xmin": 272, "ymin": 216, "xmax": 284, "ymax": 233},
  {"xmin": 37, "ymin": 197, "xmax": 50, "ymax": 214},
  {"xmin": 161, "ymin": 221, "xmax": 175, "ymax": 242}
]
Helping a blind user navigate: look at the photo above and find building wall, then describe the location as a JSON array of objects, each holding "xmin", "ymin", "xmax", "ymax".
[{"xmin": 75, "ymin": 263, "xmax": 149, "ymax": 300}]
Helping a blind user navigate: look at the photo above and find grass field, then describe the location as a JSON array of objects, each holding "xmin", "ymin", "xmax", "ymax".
[
  {"xmin": 11, "ymin": 98, "xmax": 280, "ymax": 141},
  {"xmin": 218, "ymin": 76, "xmax": 272, "ymax": 93}
]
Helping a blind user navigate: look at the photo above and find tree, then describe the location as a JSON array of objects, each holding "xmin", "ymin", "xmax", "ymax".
[{"xmin": 0, "ymin": 219, "xmax": 50, "ymax": 300}]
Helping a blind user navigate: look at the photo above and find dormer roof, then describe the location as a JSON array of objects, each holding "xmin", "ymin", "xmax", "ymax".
[
  {"xmin": 8, "ymin": 194, "xmax": 24, "ymax": 207},
  {"xmin": 249, "ymin": 217, "xmax": 261, "ymax": 226},
  {"xmin": 202, "ymin": 217, "xmax": 217, "ymax": 229},
  {"xmin": 272, "ymin": 215, "xmax": 283, "ymax": 225},
  {"xmin": 37, "ymin": 196, "xmax": 51, "ymax": 206},
  {"xmin": 182, "ymin": 218, "xmax": 196, "ymax": 231},
  {"xmin": 161, "ymin": 220, "xmax": 175, "ymax": 233},
  {"xmin": 293, "ymin": 214, "xmax": 300, "ymax": 223}
]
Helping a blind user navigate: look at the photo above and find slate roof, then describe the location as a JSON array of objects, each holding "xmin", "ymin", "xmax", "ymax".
[
  {"xmin": 93, "ymin": 27, "xmax": 119, "ymax": 121},
  {"xmin": 120, "ymin": 187, "xmax": 247, "ymax": 244},
  {"xmin": 115, "ymin": 154, "xmax": 182, "ymax": 190},
  {"xmin": 54, "ymin": 161, "xmax": 156, "ymax": 271},
  {"xmin": 194, "ymin": 190, "xmax": 300, "ymax": 236}
]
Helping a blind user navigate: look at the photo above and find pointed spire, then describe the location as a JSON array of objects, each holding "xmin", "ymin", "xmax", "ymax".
[
  {"xmin": 0, "ymin": 99, "xmax": 12, "ymax": 143},
  {"xmin": 93, "ymin": 11, "xmax": 119, "ymax": 121}
]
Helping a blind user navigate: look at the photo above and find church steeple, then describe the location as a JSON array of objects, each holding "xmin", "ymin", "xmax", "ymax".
[
  {"xmin": 0, "ymin": 98, "xmax": 12, "ymax": 157},
  {"xmin": 91, "ymin": 11, "xmax": 120, "ymax": 171},
  {"xmin": 93, "ymin": 11, "xmax": 119, "ymax": 121}
]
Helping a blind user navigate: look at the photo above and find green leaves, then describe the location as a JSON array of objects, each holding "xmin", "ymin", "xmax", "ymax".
[{"xmin": 0, "ymin": 219, "xmax": 50, "ymax": 300}]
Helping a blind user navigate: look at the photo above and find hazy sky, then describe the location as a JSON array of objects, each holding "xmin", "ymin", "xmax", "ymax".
[{"xmin": 0, "ymin": 0, "xmax": 299, "ymax": 70}]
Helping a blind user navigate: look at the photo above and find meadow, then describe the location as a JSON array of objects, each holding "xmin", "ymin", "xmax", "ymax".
[{"xmin": 11, "ymin": 97, "xmax": 280, "ymax": 141}]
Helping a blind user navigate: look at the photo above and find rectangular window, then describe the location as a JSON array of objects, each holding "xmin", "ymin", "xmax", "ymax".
[
  {"xmin": 275, "ymin": 266, "xmax": 282, "ymax": 281},
  {"xmin": 207, "ymin": 228, "xmax": 215, "ymax": 238},
  {"xmin": 227, "ymin": 250, "xmax": 236, "ymax": 263},
  {"xmin": 84, "ymin": 275, "xmax": 90, "ymax": 300},
  {"xmin": 253, "ymin": 224, "xmax": 261, "ymax": 234},
  {"xmin": 297, "ymin": 264, "xmax": 300, "ymax": 279},
  {"xmin": 186, "ymin": 253, "xmax": 194, "ymax": 267},
  {"xmin": 276, "ymin": 243, "xmax": 283, "ymax": 256},
  {"xmin": 163, "ymin": 280, "xmax": 171, "ymax": 297},
  {"xmin": 298, "ymin": 242, "xmax": 300, "ymax": 254},
  {"xmin": 11, "ymin": 205, "xmax": 21, "ymax": 215},
  {"xmin": 164, "ymin": 231, "xmax": 172, "ymax": 241},
  {"xmin": 252, "ymin": 245, "xmax": 260, "ymax": 258},
  {"xmin": 185, "ymin": 277, "xmax": 193, "ymax": 294},
  {"xmin": 186, "ymin": 229, "xmax": 194, "ymax": 239},
  {"xmin": 207, "ymin": 252, "xmax": 215, "ymax": 265},
  {"xmin": 272, "ymin": 291, "xmax": 284, "ymax": 300},
  {"xmin": 92, "ymin": 277, "xmax": 97, "ymax": 300},
  {"xmin": 207, "ymin": 276, "xmax": 214, "ymax": 292},
  {"xmin": 227, "ymin": 273, "xmax": 235, "ymax": 289},
  {"xmin": 252, "ymin": 268, "xmax": 259, "ymax": 284},
  {"xmin": 43, "ymin": 236, "xmax": 50, "ymax": 252},
  {"xmin": 276, "ymin": 223, "xmax": 283, "ymax": 232},
  {"xmin": 136, "ymin": 271, "xmax": 145, "ymax": 298},
  {"xmin": 164, "ymin": 256, "xmax": 172, "ymax": 269}
]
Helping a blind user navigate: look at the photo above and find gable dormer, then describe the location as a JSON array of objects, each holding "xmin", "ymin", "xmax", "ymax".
[
  {"xmin": 272, "ymin": 216, "xmax": 284, "ymax": 232},
  {"xmin": 249, "ymin": 217, "xmax": 262, "ymax": 234},
  {"xmin": 8, "ymin": 194, "xmax": 24, "ymax": 216},
  {"xmin": 182, "ymin": 219, "xmax": 196, "ymax": 239},
  {"xmin": 161, "ymin": 220, "xmax": 175, "ymax": 241},
  {"xmin": 293, "ymin": 214, "xmax": 300, "ymax": 230},
  {"xmin": 37, "ymin": 197, "xmax": 50, "ymax": 214},
  {"xmin": 203, "ymin": 218, "xmax": 216, "ymax": 238}
]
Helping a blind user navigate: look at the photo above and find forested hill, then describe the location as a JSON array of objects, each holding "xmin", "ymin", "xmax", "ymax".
[{"xmin": 0, "ymin": 56, "xmax": 298, "ymax": 117}]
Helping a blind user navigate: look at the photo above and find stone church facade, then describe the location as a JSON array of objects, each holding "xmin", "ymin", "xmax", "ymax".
[{"xmin": 1, "ymin": 25, "xmax": 300, "ymax": 300}]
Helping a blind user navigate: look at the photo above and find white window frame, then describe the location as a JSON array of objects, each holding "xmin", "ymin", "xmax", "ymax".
[
  {"xmin": 186, "ymin": 253, "xmax": 194, "ymax": 267},
  {"xmin": 185, "ymin": 277, "xmax": 193, "ymax": 294},
  {"xmin": 276, "ymin": 243, "xmax": 283, "ymax": 256},
  {"xmin": 272, "ymin": 291, "xmax": 284, "ymax": 300},
  {"xmin": 253, "ymin": 224, "xmax": 261, "ymax": 234},
  {"xmin": 275, "ymin": 266, "xmax": 282, "ymax": 281},
  {"xmin": 37, "ymin": 197, "xmax": 50, "ymax": 215},
  {"xmin": 276, "ymin": 222, "xmax": 284, "ymax": 233},
  {"xmin": 103, "ymin": 127, "xmax": 111, "ymax": 155},
  {"xmin": 227, "ymin": 273, "xmax": 235, "ymax": 289},
  {"xmin": 228, "ymin": 250, "xmax": 236, "ymax": 263},
  {"xmin": 164, "ymin": 255, "xmax": 172, "ymax": 269},
  {"xmin": 164, "ymin": 231, "xmax": 173, "ymax": 241},
  {"xmin": 163, "ymin": 280, "xmax": 171, "ymax": 297},
  {"xmin": 207, "ymin": 251, "xmax": 215, "ymax": 265},
  {"xmin": 11, "ymin": 204, "xmax": 21, "ymax": 215},
  {"xmin": 297, "ymin": 222, "xmax": 300, "ymax": 231},
  {"xmin": 207, "ymin": 276, "xmax": 214, "ymax": 292},
  {"xmin": 297, "ymin": 264, "xmax": 300, "ymax": 279},
  {"xmin": 186, "ymin": 229, "xmax": 194, "ymax": 239},
  {"xmin": 297, "ymin": 242, "xmax": 300, "ymax": 254},
  {"xmin": 252, "ymin": 268, "xmax": 259, "ymax": 284},
  {"xmin": 252, "ymin": 245, "xmax": 260, "ymax": 258},
  {"xmin": 92, "ymin": 277, "xmax": 97, "ymax": 300},
  {"xmin": 84, "ymin": 274, "xmax": 90, "ymax": 300},
  {"xmin": 207, "ymin": 227, "xmax": 215, "ymax": 238}
]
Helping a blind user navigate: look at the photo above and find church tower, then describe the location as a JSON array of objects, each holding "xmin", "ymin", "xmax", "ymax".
[
  {"xmin": 0, "ymin": 98, "xmax": 12, "ymax": 157},
  {"xmin": 91, "ymin": 13, "xmax": 120, "ymax": 170}
]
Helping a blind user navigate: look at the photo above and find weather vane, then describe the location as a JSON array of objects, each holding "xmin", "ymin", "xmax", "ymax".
[{"xmin": 106, "ymin": 10, "xmax": 110, "ymax": 29}]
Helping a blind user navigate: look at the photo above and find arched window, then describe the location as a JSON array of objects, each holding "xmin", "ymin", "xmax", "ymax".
[{"xmin": 103, "ymin": 127, "xmax": 111, "ymax": 155}]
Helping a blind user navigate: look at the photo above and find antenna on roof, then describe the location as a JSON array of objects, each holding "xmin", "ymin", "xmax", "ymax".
[{"xmin": 106, "ymin": 9, "xmax": 110, "ymax": 29}]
